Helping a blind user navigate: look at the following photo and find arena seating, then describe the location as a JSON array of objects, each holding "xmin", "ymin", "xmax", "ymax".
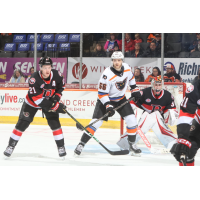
[{"xmin": 1, "ymin": 33, "xmax": 200, "ymax": 58}]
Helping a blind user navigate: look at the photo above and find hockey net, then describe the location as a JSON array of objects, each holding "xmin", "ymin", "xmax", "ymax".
[{"xmin": 120, "ymin": 82, "xmax": 187, "ymax": 135}]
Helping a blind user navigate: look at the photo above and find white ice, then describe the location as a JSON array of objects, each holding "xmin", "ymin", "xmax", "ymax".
[{"xmin": 1, "ymin": 124, "xmax": 200, "ymax": 166}]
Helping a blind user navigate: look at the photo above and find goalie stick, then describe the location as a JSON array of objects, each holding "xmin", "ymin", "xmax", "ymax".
[
  {"xmin": 76, "ymin": 97, "xmax": 135, "ymax": 131},
  {"xmin": 65, "ymin": 109, "xmax": 129, "ymax": 156},
  {"xmin": 137, "ymin": 127, "xmax": 170, "ymax": 154}
]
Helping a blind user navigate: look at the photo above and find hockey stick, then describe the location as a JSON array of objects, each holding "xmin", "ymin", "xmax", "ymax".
[
  {"xmin": 76, "ymin": 97, "xmax": 135, "ymax": 131},
  {"xmin": 137, "ymin": 127, "xmax": 170, "ymax": 154},
  {"xmin": 180, "ymin": 155, "xmax": 187, "ymax": 166},
  {"xmin": 64, "ymin": 109, "xmax": 129, "ymax": 156}
]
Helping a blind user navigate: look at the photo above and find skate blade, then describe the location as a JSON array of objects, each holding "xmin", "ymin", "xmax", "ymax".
[
  {"xmin": 130, "ymin": 152, "xmax": 141, "ymax": 157},
  {"xmin": 3, "ymin": 155, "xmax": 10, "ymax": 160},
  {"xmin": 60, "ymin": 156, "xmax": 66, "ymax": 161},
  {"xmin": 74, "ymin": 153, "xmax": 80, "ymax": 158}
]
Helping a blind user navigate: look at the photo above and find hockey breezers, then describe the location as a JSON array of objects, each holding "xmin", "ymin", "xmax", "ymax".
[
  {"xmin": 76, "ymin": 97, "xmax": 135, "ymax": 131},
  {"xmin": 65, "ymin": 109, "xmax": 129, "ymax": 156}
]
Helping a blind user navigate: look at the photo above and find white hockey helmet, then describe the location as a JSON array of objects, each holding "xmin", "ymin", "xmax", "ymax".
[{"xmin": 111, "ymin": 51, "xmax": 124, "ymax": 60}]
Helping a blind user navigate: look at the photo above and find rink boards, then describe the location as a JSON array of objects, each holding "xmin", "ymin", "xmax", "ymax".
[
  {"xmin": 0, "ymin": 88, "xmax": 178, "ymax": 133},
  {"xmin": 0, "ymin": 88, "xmax": 122, "ymax": 129}
]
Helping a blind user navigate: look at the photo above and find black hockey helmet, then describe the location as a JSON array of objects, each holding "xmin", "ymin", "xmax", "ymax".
[{"xmin": 39, "ymin": 56, "xmax": 53, "ymax": 68}]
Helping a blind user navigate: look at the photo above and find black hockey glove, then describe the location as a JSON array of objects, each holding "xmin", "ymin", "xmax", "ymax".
[
  {"xmin": 131, "ymin": 87, "xmax": 141, "ymax": 102},
  {"xmin": 170, "ymin": 138, "xmax": 191, "ymax": 162},
  {"xmin": 106, "ymin": 104, "xmax": 115, "ymax": 117},
  {"xmin": 49, "ymin": 102, "xmax": 67, "ymax": 114},
  {"xmin": 50, "ymin": 94, "xmax": 61, "ymax": 104}
]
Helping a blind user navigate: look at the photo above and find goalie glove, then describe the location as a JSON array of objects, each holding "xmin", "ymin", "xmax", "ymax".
[
  {"xmin": 131, "ymin": 87, "xmax": 141, "ymax": 102},
  {"xmin": 170, "ymin": 138, "xmax": 191, "ymax": 162},
  {"xmin": 163, "ymin": 109, "xmax": 179, "ymax": 126}
]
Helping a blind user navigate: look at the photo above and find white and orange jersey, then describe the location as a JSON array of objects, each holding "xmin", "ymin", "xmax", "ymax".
[{"xmin": 98, "ymin": 63, "xmax": 136, "ymax": 105}]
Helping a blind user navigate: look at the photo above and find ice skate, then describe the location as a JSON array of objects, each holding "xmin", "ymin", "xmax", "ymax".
[
  {"xmin": 3, "ymin": 145, "xmax": 15, "ymax": 158},
  {"xmin": 128, "ymin": 141, "xmax": 141, "ymax": 157},
  {"xmin": 74, "ymin": 142, "xmax": 85, "ymax": 157},
  {"xmin": 58, "ymin": 146, "xmax": 66, "ymax": 159}
]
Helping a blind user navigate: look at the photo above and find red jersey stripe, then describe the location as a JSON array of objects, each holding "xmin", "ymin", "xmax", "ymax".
[
  {"xmin": 32, "ymin": 92, "xmax": 44, "ymax": 102},
  {"xmin": 179, "ymin": 110, "xmax": 195, "ymax": 118},
  {"xmin": 26, "ymin": 94, "xmax": 40, "ymax": 108},
  {"xmin": 53, "ymin": 129, "xmax": 62, "ymax": 136},
  {"xmin": 13, "ymin": 129, "xmax": 22, "ymax": 136}
]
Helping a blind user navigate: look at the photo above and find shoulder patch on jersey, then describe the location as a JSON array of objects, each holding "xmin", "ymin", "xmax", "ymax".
[
  {"xmin": 197, "ymin": 99, "xmax": 200, "ymax": 105},
  {"xmin": 23, "ymin": 112, "xmax": 30, "ymax": 117},
  {"xmin": 186, "ymin": 85, "xmax": 194, "ymax": 93},
  {"xmin": 146, "ymin": 98, "xmax": 151, "ymax": 103},
  {"xmin": 40, "ymin": 83, "xmax": 45, "ymax": 88},
  {"xmin": 115, "ymin": 77, "xmax": 127, "ymax": 91},
  {"xmin": 103, "ymin": 75, "xmax": 107, "ymax": 79},
  {"xmin": 29, "ymin": 78, "xmax": 35, "ymax": 85}
]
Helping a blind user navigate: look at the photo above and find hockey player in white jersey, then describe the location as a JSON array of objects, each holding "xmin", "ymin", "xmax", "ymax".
[
  {"xmin": 117, "ymin": 76, "xmax": 178, "ymax": 152},
  {"xmin": 74, "ymin": 51, "xmax": 142, "ymax": 156}
]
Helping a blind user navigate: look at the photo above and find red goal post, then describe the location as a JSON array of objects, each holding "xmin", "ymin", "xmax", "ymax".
[{"xmin": 120, "ymin": 82, "xmax": 187, "ymax": 135}]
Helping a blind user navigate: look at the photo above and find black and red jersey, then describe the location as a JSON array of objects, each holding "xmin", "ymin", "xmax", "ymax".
[
  {"xmin": 177, "ymin": 81, "xmax": 200, "ymax": 139},
  {"xmin": 130, "ymin": 87, "xmax": 176, "ymax": 114},
  {"xmin": 25, "ymin": 69, "xmax": 65, "ymax": 110}
]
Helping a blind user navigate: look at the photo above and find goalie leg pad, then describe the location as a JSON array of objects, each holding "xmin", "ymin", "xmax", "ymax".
[
  {"xmin": 117, "ymin": 133, "xmax": 129, "ymax": 150},
  {"xmin": 152, "ymin": 111, "xmax": 177, "ymax": 148}
]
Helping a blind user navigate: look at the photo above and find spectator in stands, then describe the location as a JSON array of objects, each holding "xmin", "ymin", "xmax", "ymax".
[
  {"xmin": 131, "ymin": 43, "xmax": 143, "ymax": 57},
  {"xmin": 104, "ymin": 33, "xmax": 119, "ymax": 57},
  {"xmin": 189, "ymin": 40, "xmax": 200, "ymax": 53},
  {"xmin": 192, "ymin": 68, "xmax": 200, "ymax": 84},
  {"xmin": 113, "ymin": 42, "xmax": 120, "ymax": 52},
  {"xmin": 163, "ymin": 64, "xmax": 181, "ymax": 82},
  {"xmin": 9, "ymin": 69, "xmax": 25, "ymax": 83},
  {"xmin": 145, "ymin": 67, "xmax": 161, "ymax": 82},
  {"xmin": 147, "ymin": 33, "xmax": 155, "ymax": 43},
  {"xmin": 26, "ymin": 67, "xmax": 35, "ymax": 83},
  {"xmin": 92, "ymin": 43, "xmax": 106, "ymax": 57},
  {"xmin": 133, "ymin": 34, "xmax": 142, "ymax": 43},
  {"xmin": 134, "ymin": 68, "xmax": 145, "ymax": 82},
  {"xmin": 188, "ymin": 34, "xmax": 200, "ymax": 52},
  {"xmin": 119, "ymin": 33, "xmax": 135, "ymax": 57},
  {"xmin": 142, "ymin": 42, "xmax": 161, "ymax": 57},
  {"xmin": 152, "ymin": 34, "xmax": 161, "ymax": 50}
]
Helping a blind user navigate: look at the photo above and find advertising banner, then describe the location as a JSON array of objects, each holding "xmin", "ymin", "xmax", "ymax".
[
  {"xmin": 67, "ymin": 57, "xmax": 200, "ymax": 84},
  {"xmin": 0, "ymin": 58, "xmax": 67, "ymax": 83},
  {"xmin": 0, "ymin": 89, "xmax": 123, "ymax": 121}
]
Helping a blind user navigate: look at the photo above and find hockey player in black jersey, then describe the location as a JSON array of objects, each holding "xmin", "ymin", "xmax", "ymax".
[
  {"xmin": 3, "ymin": 56, "xmax": 68, "ymax": 159},
  {"xmin": 170, "ymin": 80, "xmax": 200, "ymax": 166},
  {"xmin": 117, "ymin": 76, "xmax": 178, "ymax": 152}
]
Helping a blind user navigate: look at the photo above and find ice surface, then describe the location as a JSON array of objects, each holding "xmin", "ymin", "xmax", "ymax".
[{"xmin": 1, "ymin": 124, "xmax": 200, "ymax": 166}]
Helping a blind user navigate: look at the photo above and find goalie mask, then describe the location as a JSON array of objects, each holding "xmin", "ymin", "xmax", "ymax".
[{"xmin": 151, "ymin": 76, "xmax": 164, "ymax": 96}]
